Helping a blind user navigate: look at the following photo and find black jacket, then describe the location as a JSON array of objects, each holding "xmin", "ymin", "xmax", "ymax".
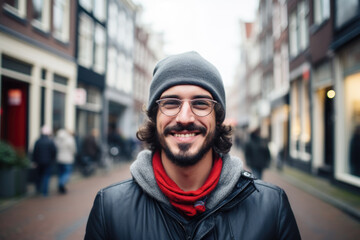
[
  {"xmin": 32, "ymin": 135, "xmax": 57, "ymax": 165},
  {"xmin": 85, "ymin": 172, "xmax": 301, "ymax": 240}
]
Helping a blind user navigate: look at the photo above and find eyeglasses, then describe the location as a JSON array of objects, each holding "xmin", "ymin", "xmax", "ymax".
[{"xmin": 156, "ymin": 98, "xmax": 217, "ymax": 117}]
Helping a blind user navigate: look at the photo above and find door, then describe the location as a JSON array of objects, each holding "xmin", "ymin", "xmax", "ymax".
[{"xmin": 1, "ymin": 77, "xmax": 28, "ymax": 151}]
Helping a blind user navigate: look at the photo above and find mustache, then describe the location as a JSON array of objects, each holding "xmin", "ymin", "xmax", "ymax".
[{"xmin": 164, "ymin": 123, "xmax": 206, "ymax": 136}]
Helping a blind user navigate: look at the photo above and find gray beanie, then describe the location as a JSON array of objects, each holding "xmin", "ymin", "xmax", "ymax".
[{"xmin": 148, "ymin": 51, "xmax": 226, "ymax": 122}]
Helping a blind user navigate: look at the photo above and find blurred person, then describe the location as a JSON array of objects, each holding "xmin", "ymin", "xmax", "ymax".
[
  {"xmin": 81, "ymin": 128, "xmax": 101, "ymax": 176},
  {"xmin": 54, "ymin": 129, "xmax": 77, "ymax": 194},
  {"xmin": 85, "ymin": 52, "xmax": 300, "ymax": 239},
  {"xmin": 32, "ymin": 125, "xmax": 57, "ymax": 196},
  {"xmin": 244, "ymin": 128, "xmax": 271, "ymax": 179}
]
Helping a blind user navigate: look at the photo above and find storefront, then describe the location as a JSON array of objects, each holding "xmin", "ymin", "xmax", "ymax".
[
  {"xmin": 0, "ymin": 33, "xmax": 77, "ymax": 152},
  {"xmin": 334, "ymin": 38, "xmax": 360, "ymax": 187},
  {"xmin": 289, "ymin": 63, "xmax": 312, "ymax": 167}
]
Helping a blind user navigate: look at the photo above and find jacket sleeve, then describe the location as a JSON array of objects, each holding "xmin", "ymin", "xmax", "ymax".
[
  {"xmin": 84, "ymin": 191, "xmax": 107, "ymax": 240},
  {"xmin": 277, "ymin": 189, "xmax": 301, "ymax": 240}
]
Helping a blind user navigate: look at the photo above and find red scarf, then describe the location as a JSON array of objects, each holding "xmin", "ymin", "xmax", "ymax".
[{"xmin": 152, "ymin": 151, "xmax": 223, "ymax": 217}]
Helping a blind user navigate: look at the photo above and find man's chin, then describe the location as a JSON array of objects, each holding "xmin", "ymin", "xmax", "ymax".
[{"xmin": 162, "ymin": 145, "xmax": 211, "ymax": 167}]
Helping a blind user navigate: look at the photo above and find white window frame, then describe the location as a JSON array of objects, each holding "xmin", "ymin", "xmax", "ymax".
[
  {"xmin": 53, "ymin": 0, "xmax": 70, "ymax": 42},
  {"xmin": 32, "ymin": 0, "xmax": 50, "ymax": 32},
  {"xmin": 3, "ymin": 0, "xmax": 27, "ymax": 18},
  {"xmin": 94, "ymin": 24, "xmax": 106, "ymax": 74},
  {"xmin": 78, "ymin": 13, "xmax": 94, "ymax": 68}
]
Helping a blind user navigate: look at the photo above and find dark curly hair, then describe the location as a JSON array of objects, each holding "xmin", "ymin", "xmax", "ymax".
[{"xmin": 136, "ymin": 104, "xmax": 233, "ymax": 154}]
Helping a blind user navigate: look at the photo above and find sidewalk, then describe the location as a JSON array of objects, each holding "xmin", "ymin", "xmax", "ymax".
[
  {"xmin": 231, "ymin": 147, "xmax": 360, "ymax": 221},
  {"xmin": 275, "ymin": 165, "xmax": 360, "ymax": 221},
  {"xmin": 0, "ymin": 160, "xmax": 130, "ymax": 213}
]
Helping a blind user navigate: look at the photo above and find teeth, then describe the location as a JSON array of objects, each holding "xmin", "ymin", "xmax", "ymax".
[{"xmin": 174, "ymin": 133, "xmax": 196, "ymax": 138}]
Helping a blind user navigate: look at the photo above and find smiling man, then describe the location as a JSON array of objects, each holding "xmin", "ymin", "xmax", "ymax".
[{"xmin": 85, "ymin": 51, "xmax": 301, "ymax": 240}]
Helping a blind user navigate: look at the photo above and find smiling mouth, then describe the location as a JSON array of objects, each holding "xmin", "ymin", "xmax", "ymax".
[{"xmin": 173, "ymin": 133, "xmax": 197, "ymax": 138}]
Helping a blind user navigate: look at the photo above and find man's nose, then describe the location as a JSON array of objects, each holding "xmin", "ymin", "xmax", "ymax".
[{"xmin": 176, "ymin": 101, "xmax": 195, "ymax": 124}]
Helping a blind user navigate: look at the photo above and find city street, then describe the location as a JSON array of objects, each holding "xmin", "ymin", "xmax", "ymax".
[{"xmin": 0, "ymin": 160, "xmax": 359, "ymax": 240}]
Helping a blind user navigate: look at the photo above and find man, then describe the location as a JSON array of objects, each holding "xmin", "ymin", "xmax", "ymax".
[
  {"xmin": 32, "ymin": 125, "xmax": 57, "ymax": 196},
  {"xmin": 85, "ymin": 52, "xmax": 301, "ymax": 239}
]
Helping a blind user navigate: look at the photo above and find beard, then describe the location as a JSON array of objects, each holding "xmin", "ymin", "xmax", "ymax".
[{"xmin": 157, "ymin": 123, "xmax": 216, "ymax": 167}]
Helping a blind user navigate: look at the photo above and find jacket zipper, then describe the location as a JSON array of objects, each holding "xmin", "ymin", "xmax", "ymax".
[{"xmin": 189, "ymin": 179, "xmax": 255, "ymax": 239}]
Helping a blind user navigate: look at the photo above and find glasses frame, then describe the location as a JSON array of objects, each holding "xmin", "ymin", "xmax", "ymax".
[{"xmin": 156, "ymin": 98, "xmax": 218, "ymax": 117}]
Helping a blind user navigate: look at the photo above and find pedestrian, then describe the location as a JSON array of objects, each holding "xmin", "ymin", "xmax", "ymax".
[
  {"xmin": 32, "ymin": 125, "xmax": 57, "ymax": 196},
  {"xmin": 81, "ymin": 128, "xmax": 101, "ymax": 176},
  {"xmin": 54, "ymin": 129, "xmax": 77, "ymax": 194},
  {"xmin": 244, "ymin": 128, "xmax": 271, "ymax": 179},
  {"xmin": 85, "ymin": 51, "xmax": 300, "ymax": 239}
]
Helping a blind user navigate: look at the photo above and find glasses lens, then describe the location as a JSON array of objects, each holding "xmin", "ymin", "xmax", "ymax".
[
  {"xmin": 159, "ymin": 99, "xmax": 181, "ymax": 116},
  {"xmin": 191, "ymin": 99, "xmax": 214, "ymax": 116}
]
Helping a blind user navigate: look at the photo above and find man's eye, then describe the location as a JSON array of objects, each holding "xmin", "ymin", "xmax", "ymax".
[
  {"xmin": 162, "ymin": 100, "xmax": 180, "ymax": 108},
  {"xmin": 192, "ymin": 100, "xmax": 211, "ymax": 108}
]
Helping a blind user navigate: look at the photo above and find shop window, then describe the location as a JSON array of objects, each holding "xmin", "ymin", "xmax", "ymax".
[
  {"xmin": 290, "ymin": 79, "xmax": 311, "ymax": 161},
  {"xmin": 41, "ymin": 68, "xmax": 47, "ymax": 80},
  {"xmin": 52, "ymin": 90, "xmax": 65, "ymax": 132},
  {"xmin": 40, "ymin": 87, "xmax": 45, "ymax": 127},
  {"xmin": 2, "ymin": 55, "xmax": 32, "ymax": 75},
  {"xmin": 345, "ymin": 73, "xmax": 360, "ymax": 177},
  {"xmin": 54, "ymin": 73, "xmax": 68, "ymax": 85}
]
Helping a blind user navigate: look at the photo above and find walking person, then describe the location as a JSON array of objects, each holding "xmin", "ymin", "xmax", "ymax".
[
  {"xmin": 85, "ymin": 51, "xmax": 300, "ymax": 239},
  {"xmin": 244, "ymin": 128, "xmax": 271, "ymax": 179},
  {"xmin": 54, "ymin": 129, "xmax": 77, "ymax": 194},
  {"xmin": 81, "ymin": 128, "xmax": 101, "ymax": 176},
  {"xmin": 32, "ymin": 125, "xmax": 57, "ymax": 196}
]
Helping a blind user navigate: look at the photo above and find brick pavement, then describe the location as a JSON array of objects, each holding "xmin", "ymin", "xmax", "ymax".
[{"xmin": 0, "ymin": 162, "xmax": 132, "ymax": 240}]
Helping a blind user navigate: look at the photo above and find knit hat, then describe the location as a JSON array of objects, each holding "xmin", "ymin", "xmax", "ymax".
[{"xmin": 148, "ymin": 51, "xmax": 226, "ymax": 123}]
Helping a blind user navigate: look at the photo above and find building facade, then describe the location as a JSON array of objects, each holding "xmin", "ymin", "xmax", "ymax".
[
  {"xmin": 235, "ymin": 0, "xmax": 360, "ymax": 189},
  {"xmin": 0, "ymin": 0, "xmax": 77, "ymax": 152}
]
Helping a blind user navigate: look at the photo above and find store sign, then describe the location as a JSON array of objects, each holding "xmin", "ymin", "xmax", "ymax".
[
  {"xmin": 75, "ymin": 88, "xmax": 87, "ymax": 105},
  {"xmin": 8, "ymin": 89, "xmax": 22, "ymax": 106}
]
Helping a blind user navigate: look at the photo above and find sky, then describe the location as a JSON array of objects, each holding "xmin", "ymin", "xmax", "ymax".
[{"xmin": 134, "ymin": 0, "xmax": 259, "ymax": 87}]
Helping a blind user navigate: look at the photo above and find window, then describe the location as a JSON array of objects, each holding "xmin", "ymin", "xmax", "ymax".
[
  {"xmin": 290, "ymin": 79, "xmax": 311, "ymax": 161},
  {"xmin": 344, "ymin": 73, "xmax": 360, "ymax": 177},
  {"xmin": 117, "ymin": 10, "xmax": 126, "ymax": 46},
  {"xmin": 94, "ymin": 0, "xmax": 106, "ymax": 22},
  {"xmin": 78, "ymin": 13, "xmax": 94, "ymax": 68},
  {"xmin": 32, "ymin": 0, "xmax": 50, "ymax": 31},
  {"xmin": 94, "ymin": 24, "xmax": 106, "ymax": 73},
  {"xmin": 53, "ymin": 0, "xmax": 70, "ymax": 42},
  {"xmin": 289, "ymin": 12, "xmax": 298, "ymax": 57},
  {"xmin": 335, "ymin": 0, "xmax": 358, "ymax": 28},
  {"xmin": 108, "ymin": 2, "xmax": 117, "ymax": 40},
  {"xmin": 289, "ymin": 1, "xmax": 309, "ymax": 58},
  {"xmin": 79, "ymin": 0, "xmax": 92, "ymax": 12},
  {"xmin": 280, "ymin": 0, "xmax": 288, "ymax": 31},
  {"xmin": 3, "ymin": 0, "xmax": 26, "ymax": 18},
  {"xmin": 298, "ymin": 1, "xmax": 309, "ymax": 51},
  {"xmin": 53, "ymin": 90, "xmax": 66, "ymax": 132},
  {"xmin": 314, "ymin": 0, "xmax": 330, "ymax": 25},
  {"xmin": 107, "ymin": 47, "xmax": 117, "ymax": 87}
]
